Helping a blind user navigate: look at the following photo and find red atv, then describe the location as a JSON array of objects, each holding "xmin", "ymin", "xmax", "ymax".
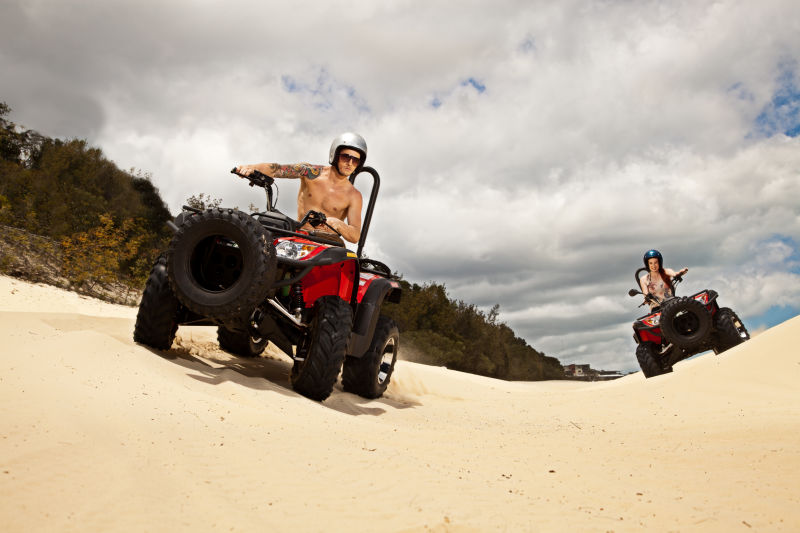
[
  {"xmin": 627, "ymin": 268, "xmax": 749, "ymax": 378},
  {"xmin": 134, "ymin": 166, "xmax": 401, "ymax": 401}
]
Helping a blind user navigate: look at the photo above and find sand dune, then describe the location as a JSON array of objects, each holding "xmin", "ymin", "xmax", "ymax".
[{"xmin": 1, "ymin": 275, "xmax": 798, "ymax": 532}]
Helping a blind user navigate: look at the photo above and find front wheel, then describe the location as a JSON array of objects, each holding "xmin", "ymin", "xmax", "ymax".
[
  {"xmin": 713, "ymin": 307, "xmax": 750, "ymax": 354},
  {"xmin": 134, "ymin": 255, "xmax": 182, "ymax": 350},
  {"xmin": 342, "ymin": 316, "xmax": 399, "ymax": 399},
  {"xmin": 290, "ymin": 296, "xmax": 353, "ymax": 401},
  {"xmin": 636, "ymin": 342, "xmax": 673, "ymax": 378}
]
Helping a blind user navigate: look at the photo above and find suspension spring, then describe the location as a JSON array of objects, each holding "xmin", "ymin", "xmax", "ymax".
[{"xmin": 291, "ymin": 283, "xmax": 304, "ymax": 319}]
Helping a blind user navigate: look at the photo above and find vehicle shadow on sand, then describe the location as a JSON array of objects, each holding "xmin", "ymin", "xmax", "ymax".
[{"xmin": 139, "ymin": 341, "xmax": 420, "ymax": 416}]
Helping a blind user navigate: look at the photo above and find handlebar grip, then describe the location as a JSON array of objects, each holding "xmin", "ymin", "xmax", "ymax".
[
  {"xmin": 251, "ymin": 169, "xmax": 273, "ymax": 182},
  {"xmin": 309, "ymin": 211, "xmax": 326, "ymax": 227},
  {"xmin": 230, "ymin": 167, "xmax": 274, "ymax": 185}
]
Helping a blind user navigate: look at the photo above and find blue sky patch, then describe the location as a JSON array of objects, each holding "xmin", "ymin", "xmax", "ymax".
[
  {"xmin": 281, "ymin": 68, "xmax": 370, "ymax": 114},
  {"xmin": 462, "ymin": 78, "xmax": 486, "ymax": 93},
  {"xmin": 750, "ymin": 305, "xmax": 800, "ymax": 331},
  {"xmin": 766, "ymin": 234, "xmax": 800, "ymax": 274},
  {"xmin": 754, "ymin": 61, "xmax": 800, "ymax": 138},
  {"xmin": 430, "ymin": 77, "xmax": 486, "ymax": 108}
]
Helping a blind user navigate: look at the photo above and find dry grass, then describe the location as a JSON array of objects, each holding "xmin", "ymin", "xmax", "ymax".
[{"xmin": 0, "ymin": 225, "xmax": 140, "ymax": 306}]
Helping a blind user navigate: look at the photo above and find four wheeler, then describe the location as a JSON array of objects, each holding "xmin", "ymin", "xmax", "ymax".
[
  {"xmin": 627, "ymin": 268, "xmax": 749, "ymax": 378},
  {"xmin": 134, "ymin": 166, "xmax": 401, "ymax": 401}
]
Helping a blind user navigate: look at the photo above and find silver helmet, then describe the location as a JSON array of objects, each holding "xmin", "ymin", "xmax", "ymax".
[{"xmin": 329, "ymin": 132, "xmax": 367, "ymax": 174}]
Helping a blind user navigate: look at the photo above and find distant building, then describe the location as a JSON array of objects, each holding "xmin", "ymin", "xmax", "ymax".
[
  {"xmin": 563, "ymin": 364, "xmax": 626, "ymax": 381},
  {"xmin": 564, "ymin": 364, "xmax": 591, "ymax": 377}
]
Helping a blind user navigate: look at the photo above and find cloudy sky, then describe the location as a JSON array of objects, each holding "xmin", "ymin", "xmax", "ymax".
[{"xmin": 2, "ymin": 0, "xmax": 799, "ymax": 372}]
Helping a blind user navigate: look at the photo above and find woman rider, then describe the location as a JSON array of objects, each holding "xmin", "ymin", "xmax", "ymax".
[{"xmin": 639, "ymin": 249, "xmax": 688, "ymax": 308}]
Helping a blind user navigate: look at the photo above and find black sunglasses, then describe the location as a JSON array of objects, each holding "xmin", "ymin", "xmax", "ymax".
[{"xmin": 339, "ymin": 153, "xmax": 361, "ymax": 164}]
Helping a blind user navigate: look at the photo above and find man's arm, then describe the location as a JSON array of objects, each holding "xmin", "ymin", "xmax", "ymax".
[
  {"xmin": 326, "ymin": 191, "xmax": 363, "ymax": 244},
  {"xmin": 235, "ymin": 163, "xmax": 323, "ymax": 180}
]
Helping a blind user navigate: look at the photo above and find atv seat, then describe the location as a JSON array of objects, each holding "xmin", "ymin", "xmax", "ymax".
[{"xmin": 256, "ymin": 211, "xmax": 299, "ymax": 232}]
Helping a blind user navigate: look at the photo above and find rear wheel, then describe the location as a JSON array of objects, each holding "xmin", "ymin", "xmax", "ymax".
[
  {"xmin": 290, "ymin": 296, "xmax": 353, "ymax": 401},
  {"xmin": 659, "ymin": 296, "xmax": 712, "ymax": 351},
  {"xmin": 636, "ymin": 342, "xmax": 673, "ymax": 378},
  {"xmin": 217, "ymin": 327, "xmax": 267, "ymax": 358},
  {"xmin": 342, "ymin": 316, "xmax": 399, "ymax": 399},
  {"xmin": 713, "ymin": 307, "xmax": 750, "ymax": 354},
  {"xmin": 134, "ymin": 255, "xmax": 182, "ymax": 350}
]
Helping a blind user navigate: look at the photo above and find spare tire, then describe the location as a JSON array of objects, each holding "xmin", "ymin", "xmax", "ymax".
[
  {"xmin": 167, "ymin": 208, "xmax": 276, "ymax": 328},
  {"xmin": 659, "ymin": 296, "xmax": 712, "ymax": 351}
]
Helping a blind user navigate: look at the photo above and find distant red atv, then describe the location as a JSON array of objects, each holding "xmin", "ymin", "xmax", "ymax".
[
  {"xmin": 627, "ymin": 268, "xmax": 749, "ymax": 378},
  {"xmin": 134, "ymin": 167, "xmax": 401, "ymax": 401}
]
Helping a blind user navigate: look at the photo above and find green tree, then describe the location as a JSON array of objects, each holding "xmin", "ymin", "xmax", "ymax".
[{"xmin": 383, "ymin": 280, "xmax": 563, "ymax": 381}]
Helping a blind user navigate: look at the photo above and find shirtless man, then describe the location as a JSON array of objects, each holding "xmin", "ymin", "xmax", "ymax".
[{"xmin": 234, "ymin": 133, "xmax": 367, "ymax": 244}]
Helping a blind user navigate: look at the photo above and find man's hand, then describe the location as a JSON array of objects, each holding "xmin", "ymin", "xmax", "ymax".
[
  {"xmin": 325, "ymin": 217, "xmax": 345, "ymax": 234},
  {"xmin": 234, "ymin": 165, "xmax": 255, "ymax": 177},
  {"xmin": 306, "ymin": 211, "xmax": 327, "ymax": 228}
]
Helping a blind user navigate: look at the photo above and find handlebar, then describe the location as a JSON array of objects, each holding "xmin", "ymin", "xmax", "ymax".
[
  {"xmin": 231, "ymin": 167, "xmax": 277, "ymax": 212},
  {"xmin": 298, "ymin": 210, "xmax": 327, "ymax": 228},
  {"xmin": 231, "ymin": 167, "xmax": 274, "ymax": 188}
]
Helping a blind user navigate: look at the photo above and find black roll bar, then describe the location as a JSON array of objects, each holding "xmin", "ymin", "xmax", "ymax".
[{"xmin": 350, "ymin": 166, "xmax": 380, "ymax": 259}]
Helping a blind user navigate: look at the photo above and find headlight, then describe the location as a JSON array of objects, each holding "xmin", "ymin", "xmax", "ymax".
[
  {"xmin": 694, "ymin": 293, "xmax": 709, "ymax": 304},
  {"xmin": 641, "ymin": 313, "xmax": 661, "ymax": 327},
  {"xmin": 275, "ymin": 241, "xmax": 319, "ymax": 260}
]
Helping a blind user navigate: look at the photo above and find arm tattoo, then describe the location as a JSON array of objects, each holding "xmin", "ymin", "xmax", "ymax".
[{"xmin": 268, "ymin": 163, "xmax": 323, "ymax": 180}]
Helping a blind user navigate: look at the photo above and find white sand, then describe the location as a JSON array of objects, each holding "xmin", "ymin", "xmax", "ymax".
[{"xmin": 1, "ymin": 275, "xmax": 798, "ymax": 532}]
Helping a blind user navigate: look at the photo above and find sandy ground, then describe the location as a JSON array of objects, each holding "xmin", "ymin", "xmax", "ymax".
[{"xmin": 1, "ymin": 275, "xmax": 799, "ymax": 532}]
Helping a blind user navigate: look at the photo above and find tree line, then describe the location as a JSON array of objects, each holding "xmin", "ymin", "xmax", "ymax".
[
  {"xmin": 0, "ymin": 100, "xmax": 563, "ymax": 380},
  {"xmin": 382, "ymin": 281, "xmax": 564, "ymax": 380},
  {"xmin": 0, "ymin": 101, "xmax": 173, "ymax": 293}
]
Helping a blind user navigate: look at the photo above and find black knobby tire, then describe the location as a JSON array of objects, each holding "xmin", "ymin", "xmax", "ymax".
[
  {"xmin": 342, "ymin": 316, "xmax": 399, "ymax": 399},
  {"xmin": 713, "ymin": 307, "xmax": 750, "ymax": 354},
  {"xmin": 658, "ymin": 296, "xmax": 712, "ymax": 351},
  {"xmin": 167, "ymin": 208, "xmax": 276, "ymax": 328},
  {"xmin": 636, "ymin": 342, "xmax": 673, "ymax": 378},
  {"xmin": 217, "ymin": 327, "xmax": 268, "ymax": 358},
  {"xmin": 291, "ymin": 296, "xmax": 353, "ymax": 401},
  {"xmin": 134, "ymin": 255, "xmax": 181, "ymax": 350}
]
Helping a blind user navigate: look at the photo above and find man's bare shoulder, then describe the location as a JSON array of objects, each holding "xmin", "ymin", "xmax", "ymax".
[{"xmin": 269, "ymin": 163, "xmax": 325, "ymax": 180}]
